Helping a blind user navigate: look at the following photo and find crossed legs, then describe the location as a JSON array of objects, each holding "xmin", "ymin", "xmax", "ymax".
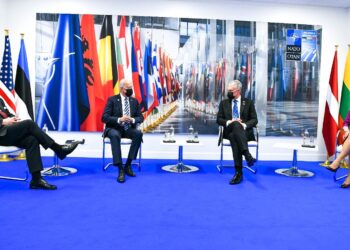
[{"xmin": 328, "ymin": 136, "xmax": 350, "ymax": 186}]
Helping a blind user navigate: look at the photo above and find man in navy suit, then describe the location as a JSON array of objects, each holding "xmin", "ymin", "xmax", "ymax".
[
  {"xmin": 0, "ymin": 98, "xmax": 81, "ymax": 190},
  {"xmin": 217, "ymin": 80, "xmax": 258, "ymax": 185},
  {"xmin": 102, "ymin": 79, "xmax": 144, "ymax": 183}
]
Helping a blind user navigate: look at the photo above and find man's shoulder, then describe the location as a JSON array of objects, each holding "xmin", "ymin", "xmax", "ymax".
[
  {"xmin": 129, "ymin": 96, "xmax": 139, "ymax": 104},
  {"xmin": 220, "ymin": 98, "xmax": 231, "ymax": 104},
  {"xmin": 241, "ymin": 98, "xmax": 254, "ymax": 104},
  {"xmin": 108, "ymin": 94, "xmax": 121, "ymax": 102}
]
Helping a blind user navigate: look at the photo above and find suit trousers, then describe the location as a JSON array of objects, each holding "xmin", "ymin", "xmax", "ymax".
[
  {"xmin": 226, "ymin": 121, "xmax": 249, "ymax": 169},
  {"xmin": 106, "ymin": 127, "xmax": 143, "ymax": 165},
  {"xmin": 0, "ymin": 120, "xmax": 54, "ymax": 173}
]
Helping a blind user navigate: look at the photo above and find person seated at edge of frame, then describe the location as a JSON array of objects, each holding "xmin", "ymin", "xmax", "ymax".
[
  {"xmin": 102, "ymin": 79, "xmax": 144, "ymax": 184},
  {"xmin": 217, "ymin": 79, "xmax": 258, "ymax": 185},
  {"xmin": 0, "ymin": 97, "xmax": 82, "ymax": 190},
  {"xmin": 325, "ymin": 110, "xmax": 350, "ymax": 188}
]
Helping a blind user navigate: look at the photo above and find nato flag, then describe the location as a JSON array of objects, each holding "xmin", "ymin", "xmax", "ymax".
[{"xmin": 36, "ymin": 14, "xmax": 90, "ymax": 131}]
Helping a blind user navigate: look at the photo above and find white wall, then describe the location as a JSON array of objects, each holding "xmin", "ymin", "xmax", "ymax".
[{"xmin": 1, "ymin": 0, "xmax": 350, "ymax": 161}]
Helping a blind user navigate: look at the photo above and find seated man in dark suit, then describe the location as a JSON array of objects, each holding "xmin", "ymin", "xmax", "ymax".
[
  {"xmin": 102, "ymin": 79, "xmax": 144, "ymax": 183},
  {"xmin": 0, "ymin": 98, "xmax": 81, "ymax": 190},
  {"xmin": 217, "ymin": 80, "xmax": 258, "ymax": 185}
]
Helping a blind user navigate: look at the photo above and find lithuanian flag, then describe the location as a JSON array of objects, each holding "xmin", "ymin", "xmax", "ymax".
[{"xmin": 339, "ymin": 46, "xmax": 350, "ymax": 127}]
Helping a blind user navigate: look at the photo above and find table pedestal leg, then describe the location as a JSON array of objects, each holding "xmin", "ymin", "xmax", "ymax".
[
  {"xmin": 41, "ymin": 155, "xmax": 77, "ymax": 177},
  {"xmin": 161, "ymin": 145, "xmax": 199, "ymax": 173},
  {"xmin": 275, "ymin": 149, "xmax": 314, "ymax": 177}
]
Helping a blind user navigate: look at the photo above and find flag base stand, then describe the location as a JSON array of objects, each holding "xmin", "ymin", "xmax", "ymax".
[
  {"xmin": 15, "ymin": 151, "xmax": 26, "ymax": 160},
  {"xmin": 340, "ymin": 160, "xmax": 349, "ymax": 168},
  {"xmin": 320, "ymin": 160, "xmax": 331, "ymax": 167},
  {"xmin": 320, "ymin": 160, "xmax": 348, "ymax": 168},
  {"xmin": 0, "ymin": 154, "xmax": 14, "ymax": 162}
]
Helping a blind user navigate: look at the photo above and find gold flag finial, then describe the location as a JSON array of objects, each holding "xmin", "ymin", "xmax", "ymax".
[
  {"xmin": 4, "ymin": 29, "xmax": 9, "ymax": 36},
  {"xmin": 335, "ymin": 45, "xmax": 339, "ymax": 50},
  {"xmin": 20, "ymin": 33, "xmax": 24, "ymax": 39},
  {"xmin": 16, "ymin": 150, "xmax": 26, "ymax": 160},
  {"xmin": 0, "ymin": 154, "xmax": 14, "ymax": 162}
]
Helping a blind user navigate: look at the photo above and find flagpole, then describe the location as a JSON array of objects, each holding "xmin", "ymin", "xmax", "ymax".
[
  {"xmin": 339, "ymin": 44, "xmax": 350, "ymax": 169},
  {"xmin": 0, "ymin": 28, "xmax": 18, "ymax": 161},
  {"xmin": 320, "ymin": 154, "xmax": 331, "ymax": 167},
  {"xmin": 320, "ymin": 44, "xmax": 339, "ymax": 167}
]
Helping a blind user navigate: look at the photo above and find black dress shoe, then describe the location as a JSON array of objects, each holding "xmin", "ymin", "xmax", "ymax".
[
  {"xmin": 56, "ymin": 141, "xmax": 81, "ymax": 160},
  {"xmin": 30, "ymin": 178, "xmax": 57, "ymax": 190},
  {"xmin": 244, "ymin": 152, "xmax": 256, "ymax": 167},
  {"xmin": 247, "ymin": 158, "xmax": 256, "ymax": 167},
  {"xmin": 229, "ymin": 172, "xmax": 243, "ymax": 185},
  {"xmin": 124, "ymin": 166, "xmax": 136, "ymax": 177},
  {"xmin": 341, "ymin": 182, "xmax": 350, "ymax": 188},
  {"xmin": 325, "ymin": 165, "xmax": 338, "ymax": 173},
  {"xmin": 117, "ymin": 169, "xmax": 125, "ymax": 183}
]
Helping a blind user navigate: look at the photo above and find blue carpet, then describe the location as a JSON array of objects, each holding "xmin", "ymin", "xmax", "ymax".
[{"xmin": 0, "ymin": 158, "xmax": 349, "ymax": 250}]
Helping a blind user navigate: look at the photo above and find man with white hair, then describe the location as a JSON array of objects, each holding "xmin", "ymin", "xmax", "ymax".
[
  {"xmin": 217, "ymin": 80, "xmax": 258, "ymax": 185},
  {"xmin": 102, "ymin": 79, "xmax": 143, "ymax": 183}
]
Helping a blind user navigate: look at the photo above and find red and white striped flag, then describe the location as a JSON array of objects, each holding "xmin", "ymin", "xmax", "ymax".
[
  {"xmin": 119, "ymin": 16, "xmax": 131, "ymax": 80},
  {"xmin": 322, "ymin": 47, "xmax": 339, "ymax": 157},
  {"xmin": 0, "ymin": 31, "xmax": 31, "ymax": 121},
  {"xmin": 0, "ymin": 32, "xmax": 16, "ymax": 114}
]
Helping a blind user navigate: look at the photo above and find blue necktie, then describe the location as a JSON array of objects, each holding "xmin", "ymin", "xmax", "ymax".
[
  {"xmin": 124, "ymin": 98, "xmax": 130, "ymax": 130},
  {"xmin": 233, "ymin": 99, "xmax": 239, "ymax": 119}
]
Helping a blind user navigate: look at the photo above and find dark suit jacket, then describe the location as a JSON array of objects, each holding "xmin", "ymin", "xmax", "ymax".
[
  {"xmin": 0, "ymin": 98, "xmax": 14, "ymax": 136},
  {"xmin": 216, "ymin": 97, "xmax": 258, "ymax": 141},
  {"xmin": 102, "ymin": 94, "xmax": 144, "ymax": 135}
]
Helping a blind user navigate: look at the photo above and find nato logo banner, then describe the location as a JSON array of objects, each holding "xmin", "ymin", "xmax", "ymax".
[
  {"xmin": 286, "ymin": 29, "xmax": 317, "ymax": 62},
  {"xmin": 286, "ymin": 29, "xmax": 302, "ymax": 61}
]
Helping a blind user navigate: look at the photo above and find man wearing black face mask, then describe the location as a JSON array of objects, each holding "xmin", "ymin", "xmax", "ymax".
[
  {"xmin": 217, "ymin": 80, "xmax": 258, "ymax": 185},
  {"xmin": 102, "ymin": 79, "xmax": 144, "ymax": 183}
]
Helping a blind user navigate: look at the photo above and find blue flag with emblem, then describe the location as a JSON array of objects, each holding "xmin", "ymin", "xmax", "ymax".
[{"xmin": 36, "ymin": 14, "xmax": 90, "ymax": 131}]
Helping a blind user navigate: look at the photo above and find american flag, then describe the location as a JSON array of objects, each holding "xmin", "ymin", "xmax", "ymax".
[{"xmin": 0, "ymin": 33, "xmax": 16, "ymax": 113}]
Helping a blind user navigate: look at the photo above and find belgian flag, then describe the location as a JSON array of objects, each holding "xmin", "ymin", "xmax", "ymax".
[{"xmin": 98, "ymin": 15, "xmax": 118, "ymax": 99}]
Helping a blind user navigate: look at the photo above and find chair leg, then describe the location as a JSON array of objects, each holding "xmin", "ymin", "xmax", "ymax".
[
  {"xmin": 137, "ymin": 144, "xmax": 142, "ymax": 172},
  {"xmin": 218, "ymin": 144, "xmax": 258, "ymax": 174},
  {"xmin": 102, "ymin": 141, "xmax": 113, "ymax": 172},
  {"xmin": 216, "ymin": 144, "xmax": 224, "ymax": 173},
  {"xmin": 103, "ymin": 163, "xmax": 113, "ymax": 171},
  {"xmin": 102, "ymin": 141, "xmax": 109, "ymax": 171},
  {"xmin": 334, "ymin": 163, "xmax": 347, "ymax": 181},
  {"xmin": 102, "ymin": 141, "xmax": 142, "ymax": 172},
  {"xmin": 244, "ymin": 165, "xmax": 257, "ymax": 174},
  {"xmin": 0, "ymin": 171, "xmax": 28, "ymax": 181}
]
